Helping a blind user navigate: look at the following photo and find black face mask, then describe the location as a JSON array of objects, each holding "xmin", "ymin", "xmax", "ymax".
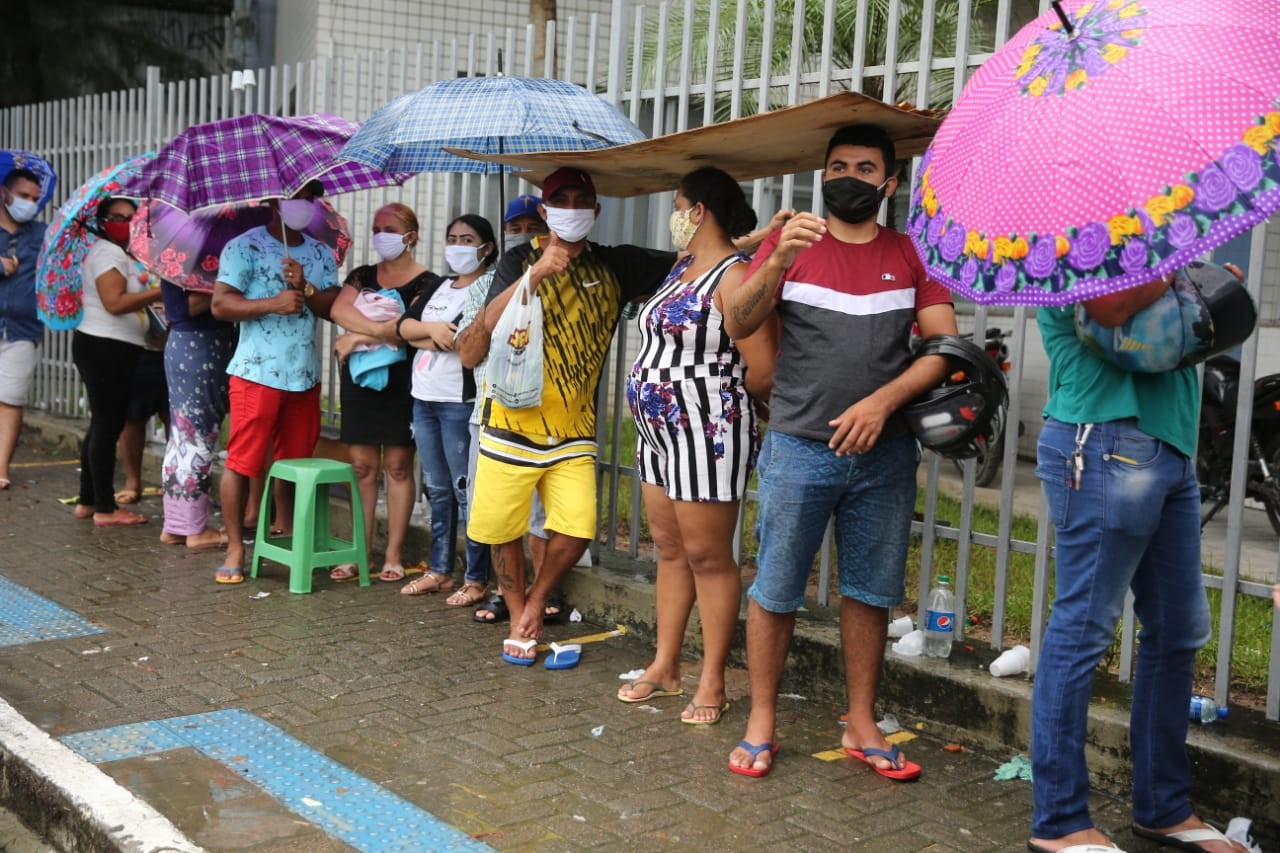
[{"xmin": 822, "ymin": 176, "xmax": 889, "ymax": 224}]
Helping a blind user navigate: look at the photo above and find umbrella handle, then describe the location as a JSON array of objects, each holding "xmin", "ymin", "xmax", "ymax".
[{"xmin": 1050, "ymin": 1, "xmax": 1075, "ymax": 36}]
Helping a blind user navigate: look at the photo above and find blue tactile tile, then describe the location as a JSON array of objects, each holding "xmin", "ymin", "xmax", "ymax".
[
  {"xmin": 61, "ymin": 709, "xmax": 487, "ymax": 852},
  {"xmin": 0, "ymin": 576, "xmax": 105, "ymax": 647}
]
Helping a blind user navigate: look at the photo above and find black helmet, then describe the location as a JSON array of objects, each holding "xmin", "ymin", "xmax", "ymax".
[{"xmin": 902, "ymin": 335, "xmax": 1009, "ymax": 459}]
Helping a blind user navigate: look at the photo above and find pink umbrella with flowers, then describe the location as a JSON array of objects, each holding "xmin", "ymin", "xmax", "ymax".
[
  {"xmin": 907, "ymin": 0, "xmax": 1280, "ymax": 305},
  {"xmin": 36, "ymin": 153, "xmax": 155, "ymax": 331},
  {"xmin": 130, "ymin": 198, "xmax": 352, "ymax": 293}
]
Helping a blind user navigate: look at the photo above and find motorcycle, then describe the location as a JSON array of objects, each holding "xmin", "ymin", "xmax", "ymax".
[
  {"xmin": 951, "ymin": 327, "xmax": 1015, "ymax": 488},
  {"xmin": 1196, "ymin": 354, "xmax": 1280, "ymax": 534}
]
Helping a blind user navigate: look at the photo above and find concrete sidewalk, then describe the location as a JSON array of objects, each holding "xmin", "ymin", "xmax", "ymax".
[{"xmin": 1, "ymin": 422, "xmax": 1277, "ymax": 851}]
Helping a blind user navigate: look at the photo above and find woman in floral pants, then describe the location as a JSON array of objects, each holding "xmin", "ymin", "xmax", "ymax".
[{"xmin": 159, "ymin": 280, "xmax": 235, "ymax": 550}]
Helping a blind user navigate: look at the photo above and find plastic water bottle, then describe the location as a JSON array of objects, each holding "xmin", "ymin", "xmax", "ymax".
[
  {"xmin": 1189, "ymin": 694, "xmax": 1228, "ymax": 723},
  {"xmin": 924, "ymin": 575, "xmax": 955, "ymax": 658}
]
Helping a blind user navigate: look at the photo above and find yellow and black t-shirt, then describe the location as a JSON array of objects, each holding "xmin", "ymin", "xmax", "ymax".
[{"xmin": 483, "ymin": 237, "xmax": 674, "ymax": 439}]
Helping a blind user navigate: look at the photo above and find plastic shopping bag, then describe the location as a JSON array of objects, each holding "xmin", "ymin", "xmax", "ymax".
[{"xmin": 487, "ymin": 270, "xmax": 543, "ymax": 409}]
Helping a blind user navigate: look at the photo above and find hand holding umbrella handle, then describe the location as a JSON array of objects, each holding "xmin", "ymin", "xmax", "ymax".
[{"xmin": 282, "ymin": 257, "xmax": 305, "ymax": 290}]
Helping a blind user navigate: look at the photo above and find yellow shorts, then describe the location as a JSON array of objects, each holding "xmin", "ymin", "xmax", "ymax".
[{"xmin": 468, "ymin": 428, "xmax": 598, "ymax": 544}]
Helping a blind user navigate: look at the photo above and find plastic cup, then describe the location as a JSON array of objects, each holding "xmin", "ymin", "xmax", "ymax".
[
  {"xmin": 989, "ymin": 644, "xmax": 1030, "ymax": 677},
  {"xmin": 887, "ymin": 615, "xmax": 914, "ymax": 638}
]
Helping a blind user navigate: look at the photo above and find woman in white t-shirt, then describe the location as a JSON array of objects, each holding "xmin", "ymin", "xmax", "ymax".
[
  {"xmin": 71, "ymin": 197, "xmax": 163, "ymax": 527},
  {"xmin": 396, "ymin": 214, "xmax": 496, "ymax": 601}
]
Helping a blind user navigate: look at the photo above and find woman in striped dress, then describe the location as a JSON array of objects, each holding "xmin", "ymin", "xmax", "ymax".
[{"xmin": 618, "ymin": 167, "xmax": 778, "ymax": 725}]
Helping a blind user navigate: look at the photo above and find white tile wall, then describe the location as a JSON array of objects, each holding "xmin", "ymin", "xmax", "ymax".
[{"xmin": 276, "ymin": 0, "xmax": 647, "ymax": 85}]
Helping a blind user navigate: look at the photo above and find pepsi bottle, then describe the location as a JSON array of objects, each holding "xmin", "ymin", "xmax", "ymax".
[{"xmin": 924, "ymin": 575, "xmax": 955, "ymax": 659}]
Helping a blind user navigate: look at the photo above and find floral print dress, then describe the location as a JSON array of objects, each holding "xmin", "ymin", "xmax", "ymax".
[{"xmin": 626, "ymin": 253, "xmax": 758, "ymax": 502}]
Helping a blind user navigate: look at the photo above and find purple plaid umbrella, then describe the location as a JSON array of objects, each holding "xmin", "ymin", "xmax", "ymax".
[
  {"xmin": 126, "ymin": 113, "xmax": 412, "ymax": 213},
  {"xmin": 130, "ymin": 199, "xmax": 354, "ymax": 293}
]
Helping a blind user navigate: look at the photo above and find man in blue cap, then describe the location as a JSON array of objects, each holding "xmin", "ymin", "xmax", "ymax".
[
  {"xmin": 0, "ymin": 166, "xmax": 49, "ymax": 490},
  {"xmin": 502, "ymin": 193, "xmax": 548, "ymax": 248}
]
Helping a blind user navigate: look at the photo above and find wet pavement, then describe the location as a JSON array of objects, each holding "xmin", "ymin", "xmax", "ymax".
[{"xmin": 0, "ymin": 440, "xmax": 1148, "ymax": 852}]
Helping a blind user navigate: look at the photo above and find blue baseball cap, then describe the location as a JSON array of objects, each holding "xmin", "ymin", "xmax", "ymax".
[{"xmin": 504, "ymin": 194, "xmax": 543, "ymax": 224}]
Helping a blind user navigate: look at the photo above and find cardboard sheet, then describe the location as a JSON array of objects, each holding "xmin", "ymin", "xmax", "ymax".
[{"xmin": 447, "ymin": 91, "xmax": 942, "ymax": 197}]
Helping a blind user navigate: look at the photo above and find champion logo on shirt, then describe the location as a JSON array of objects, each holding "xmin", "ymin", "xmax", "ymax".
[{"xmin": 881, "ymin": 273, "xmax": 896, "ymax": 281}]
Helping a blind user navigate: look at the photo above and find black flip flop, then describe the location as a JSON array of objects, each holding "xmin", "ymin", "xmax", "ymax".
[
  {"xmin": 473, "ymin": 594, "xmax": 510, "ymax": 624},
  {"xmin": 543, "ymin": 593, "xmax": 567, "ymax": 625}
]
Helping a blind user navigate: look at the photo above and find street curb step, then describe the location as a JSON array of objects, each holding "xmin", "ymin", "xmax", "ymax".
[{"xmin": 0, "ymin": 697, "xmax": 201, "ymax": 853}]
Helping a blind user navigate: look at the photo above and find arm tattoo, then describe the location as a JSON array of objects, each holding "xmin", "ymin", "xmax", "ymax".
[{"xmin": 732, "ymin": 281, "xmax": 769, "ymax": 327}]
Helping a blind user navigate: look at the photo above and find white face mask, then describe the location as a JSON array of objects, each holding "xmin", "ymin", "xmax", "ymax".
[
  {"xmin": 278, "ymin": 199, "xmax": 315, "ymax": 231},
  {"xmin": 372, "ymin": 231, "xmax": 408, "ymax": 261},
  {"xmin": 4, "ymin": 193, "xmax": 38, "ymax": 224},
  {"xmin": 504, "ymin": 232, "xmax": 535, "ymax": 248},
  {"xmin": 543, "ymin": 207, "xmax": 595, "ymax": 243},
  {"xmin": 445, "ymin": 244, "xmax": 484, "ymax": 275}
]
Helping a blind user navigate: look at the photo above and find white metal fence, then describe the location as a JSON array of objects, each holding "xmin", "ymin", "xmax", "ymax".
[{"xmin": 2, "ymin": 0, "xmax": 1277, "ymax": 721}]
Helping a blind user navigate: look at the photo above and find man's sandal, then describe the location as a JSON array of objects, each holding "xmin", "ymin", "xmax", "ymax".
[
  {"xmin": 215, "ymin": 566, "xmax": 244, "ymax": 585},
  {"xmin": 473, "ymin": 595, "xmax": 510, "ymax": 623}
]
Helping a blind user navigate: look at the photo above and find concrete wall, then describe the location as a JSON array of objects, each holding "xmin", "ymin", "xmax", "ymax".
[{"xmin": 275, "ymin": 0, "xmax": 320, "ymax": 72}]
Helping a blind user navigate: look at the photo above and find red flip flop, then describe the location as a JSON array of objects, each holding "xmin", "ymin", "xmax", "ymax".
[
  {"xmin": 729, "ymin": 740, "xmax": 779, "ymax": 778},
  {"xmin": 845, "ymin": 745, "xmax": 921, "ymax": 781}
]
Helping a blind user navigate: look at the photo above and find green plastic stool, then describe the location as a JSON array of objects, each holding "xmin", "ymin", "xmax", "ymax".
[{"xmin": 250, "ymin": 458, "xmax": 370, "ymax": 593}]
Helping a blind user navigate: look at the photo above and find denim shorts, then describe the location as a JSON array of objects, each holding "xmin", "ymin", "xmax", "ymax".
[{"xmin": 748, "ymin": 430, "xmax": 919, "ymax": 612}]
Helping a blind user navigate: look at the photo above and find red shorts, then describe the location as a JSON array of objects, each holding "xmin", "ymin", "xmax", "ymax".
[{"xmin": 225, "ymin": 377, "xmax": 322, "ymax": 478}]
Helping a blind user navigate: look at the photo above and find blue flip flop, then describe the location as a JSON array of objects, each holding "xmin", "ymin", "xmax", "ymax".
[
  {"xmin": 544, "ymin": 642, "xmax": 581, "ymax": 670},
  {"xmin": 502, "ymin": 638, "xmax": 536, "ymax": 666}
]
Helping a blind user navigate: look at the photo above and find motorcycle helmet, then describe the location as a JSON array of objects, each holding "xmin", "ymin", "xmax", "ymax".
[
  {"xmin": 1074, "ymin": 261, "xmax": 1257, "ymax": 373},
  {"xmin": 902, "ymin": 335, "xmax": 1009, "ymax": 460}
]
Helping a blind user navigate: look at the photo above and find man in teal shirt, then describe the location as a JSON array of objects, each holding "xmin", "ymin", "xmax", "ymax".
[{"xmin": 1030, "ymin": 269, "xmax": 1247, "ymax": 853}]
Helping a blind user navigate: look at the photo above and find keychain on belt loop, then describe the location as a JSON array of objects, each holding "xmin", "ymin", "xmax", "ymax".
[{"xmin": 1071, "ymin": 423, "xmax": 1093, "ymax": 490}]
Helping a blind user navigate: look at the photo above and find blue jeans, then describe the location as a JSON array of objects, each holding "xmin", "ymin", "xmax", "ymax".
[
  {"xmin": 1032, "ymin": 417, "xmax": 1209, "ymax": 838},
  {"xmin": 748, "ymin": 431, "xmax": 918, "ymax": 612},
  {"xmin": 412, "ymin": 399, "xmax": 491, "ymax": 583}
]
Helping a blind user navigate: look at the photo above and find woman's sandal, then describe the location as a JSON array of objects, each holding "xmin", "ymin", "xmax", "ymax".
[
  {"xmin": 400, "ymin": 572, "xmax": 455, "ymax": 596},
  {"xmin": 378, "ymin": 564, "xmax": 406, "ymax": 582},
  {"xmin": 114, "ymin": 488, "xmax": 141, "ymax": 505},
  {"xmin": 446, "ymin": 581, "xmax": 488, "ymax": 607},
  {"xmin": 329, "ymin": 563, "xmax": 360, "ymax": 581},
  {"xmin": 473, "ymin": 594, "xmax": 510, "ymax": 623}
]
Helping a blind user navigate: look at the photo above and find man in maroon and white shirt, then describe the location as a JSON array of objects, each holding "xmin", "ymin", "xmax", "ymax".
[{"xmin": 721, "ymin": 124, "xmax": 956, "ymax": 780}]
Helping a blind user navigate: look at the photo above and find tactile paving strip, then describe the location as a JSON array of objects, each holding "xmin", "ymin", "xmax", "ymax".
[
  {"xmin": 61, "ymin": 709, "xmax": 486, "ymax": 852},
  {"xmin": 0, "ymin": 576, "xmax": 105, "ymax": 647}
]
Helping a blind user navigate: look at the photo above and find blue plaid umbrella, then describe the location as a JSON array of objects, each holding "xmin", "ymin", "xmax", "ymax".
[
  {"xmin": 340, "ymin": 76, "xmax": 647, "ymax": 174},
  {"xmin": 0, "ymin": 150, "xmax": 57, "ymax": 213}
]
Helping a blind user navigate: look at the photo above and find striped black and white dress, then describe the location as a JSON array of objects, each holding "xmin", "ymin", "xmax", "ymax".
[{"xmin": 626, "ymin": 253, "xmax": 759, "ymax": 502}]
